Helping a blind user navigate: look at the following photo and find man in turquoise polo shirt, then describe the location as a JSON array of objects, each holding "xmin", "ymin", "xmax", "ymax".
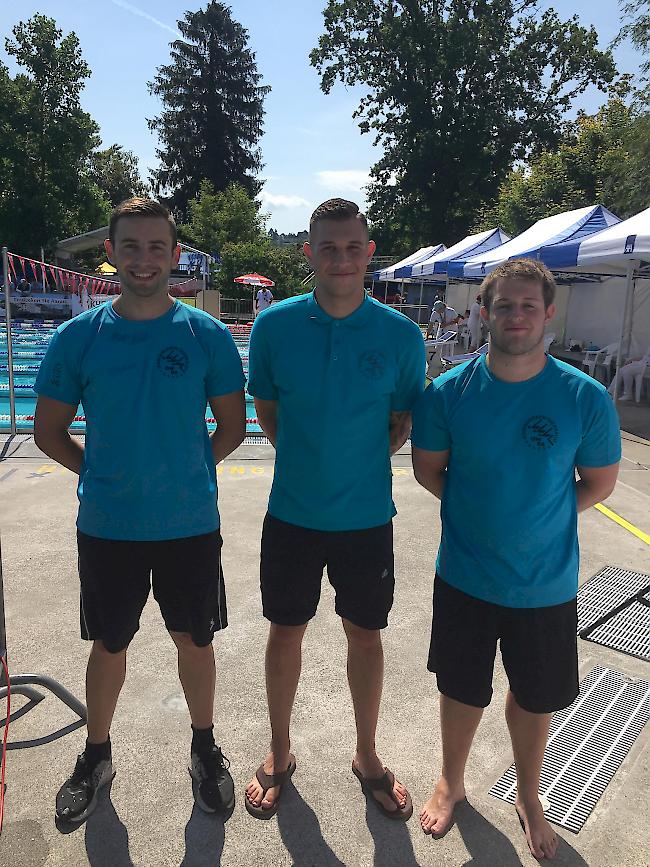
[
  {"xmin": 244, "ymin": 198, "xmax": 425, "ymax": 821},
  {"xmin": 412, "ymin": 259, "xmax": 620, "ymax": 859},
  {"xmin": 33, "ymin": 197, "xmax": 246, "ymax": 824}
]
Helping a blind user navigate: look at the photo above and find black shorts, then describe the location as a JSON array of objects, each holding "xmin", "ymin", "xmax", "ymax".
[
  {"xmin": 260, "ymin": 513, "xmax": 395, "ymax": 630},
  {"xmin": 77, "ymin": 529, "xmax": 227, "ymax": 653},
  {"xmin": 429, "ymin": 575, "xmax": 579, "ymax": 714}
]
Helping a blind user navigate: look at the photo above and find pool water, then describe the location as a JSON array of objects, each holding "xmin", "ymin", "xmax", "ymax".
[{"xmin": 0, "ymin": 319, "xmax": 261, "ymax": 434}]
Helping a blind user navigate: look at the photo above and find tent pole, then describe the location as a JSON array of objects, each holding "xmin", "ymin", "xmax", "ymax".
[
  {"xmin": 611, "ymin": 261, "xmax": 635, "ymax": 404},
  {"xmin": 384, "ymin": 281, "xmax": 388, "ymax": 304}
]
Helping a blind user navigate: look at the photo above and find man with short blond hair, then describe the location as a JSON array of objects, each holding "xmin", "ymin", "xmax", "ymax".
[{"xmin": 412, "ymin": 258, "xmax": 621, "ymax": 859}]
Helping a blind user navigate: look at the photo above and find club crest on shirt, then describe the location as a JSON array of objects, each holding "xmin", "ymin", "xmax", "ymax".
[
  {"xmin": 523, "ymin": 415, "xmax": 558, "ymax": 450},
  {"xmin": 157, "ymin": 346, "xmax": 189, "ymax": 377},
  {"xmin": 359, "ymin": 349, "xmax": 386, "ymax": 379}
]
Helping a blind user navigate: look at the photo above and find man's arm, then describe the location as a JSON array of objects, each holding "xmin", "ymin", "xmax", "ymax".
[
  {"xmin": 254, "ymin": 397, "xmax": 278, "ymax": 448},
  {"xmin": 389, "ymin": 410, "xmax": 412, "ymax": 455},
  {"xmin": 412, "ymin": 446, "xmax": 450, "ymax": 499},
  {"xmin": 575, "ymin": 463, "xmax": 619, "ymax": 513},
  {"xmin": 208, "ymin": 390, "xmax": 246, "ymax": 464},
  {"xmin": 34, "ymin": 395, "xmax": 84, "ymax": 474}
]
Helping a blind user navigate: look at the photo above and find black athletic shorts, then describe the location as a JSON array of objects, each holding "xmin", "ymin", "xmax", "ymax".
[
  {"xmin": 77, "ymin": 529, "xmax": 227, "ymax": 654},
  {"xmin": 260, "ymin": 513, "xmax": 395, "ymax": 630},
  {"xmin": 428, "ymin": 575, "xmax": 579, "ymax": 714}
]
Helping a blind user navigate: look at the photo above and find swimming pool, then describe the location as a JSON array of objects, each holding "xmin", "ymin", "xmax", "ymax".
[{"xmin": 0, "ymin": 318, "xmax": 262, "ymax": 434}]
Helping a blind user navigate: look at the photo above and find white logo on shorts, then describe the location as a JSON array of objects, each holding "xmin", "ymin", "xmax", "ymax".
[{"xmin": 381, "ymin": 569, "xmax": 389, "ymax": 579}]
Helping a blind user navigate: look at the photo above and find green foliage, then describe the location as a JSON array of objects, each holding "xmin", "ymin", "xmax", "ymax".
[
  {"xmin": 148, "ymin": 1, "xmax": 271, "ymax": 219},
  {"xmin": 311, "ymin": 0, "xmax": 618, "ymax": 249},
  {"xmin": 616, "ymin": 1, "xmax": 650, "ymax": 78},
  {"xmin": 473, "ymin": 89, "xmax": 650, "ymax": 235},
  {"xmin": 0, "ymin": 14, "xmax": 110, "ymax": 256},
  {"xmin": 89, "ymin": 144, "xmax": 148, "ymax": 207},
  {"xmin": 180, "ymin": 180, "xmax": 267, "ymax": 253}
]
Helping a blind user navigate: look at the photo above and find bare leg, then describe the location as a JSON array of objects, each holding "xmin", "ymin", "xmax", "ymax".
[
  {"xmin": 85, "ymin": 640, "xmax": 127, "ymax": 743},
  {"xmin": 506, "ymin": 691, "xmax": 558, "ymax": 860},
  {"xmin": 344, "ymin": 618, "xmax": 408, "ymax": 814},
  {"xmin": 245, "ymin": 623, "xmax": 307, "ymax": 810},
  {"xmin": 420, "ymin": 694, "xmax": 483, "ymax": 835},
  {"xmin": 170, "ymin": 631, "xmax": 215, "ymax": 729}
]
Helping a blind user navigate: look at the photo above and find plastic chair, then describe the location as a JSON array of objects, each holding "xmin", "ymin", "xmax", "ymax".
[
  {"xmin": 582, "ymin": 342, "xmax": 619, "ymax": 380},
  {"xmin": 543, "ymin": 332, "xmax": 556, "ymax": 352},
  {"xmin": 634, "ymin": 358, "xmax": 650, "ymax": 402}
]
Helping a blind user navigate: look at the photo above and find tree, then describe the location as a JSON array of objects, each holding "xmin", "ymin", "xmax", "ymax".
[
  {"xmin": 180, "ymin": 180, "xmax": 267, "ymax": 254},
  {"xmin": 310, "ymin": 1, "xmax": 617, "ymax": 250},
  {"xmin": 0, "ymin": 15, "xmax": 110, "ymax": 256},
  {"xmin": 148, "ymin": 1, "xmax": 270, "ymax": 219},
  {"xmin": 616, "ymin": 1, "xmax": 650, "ymax": 78},
  {"xmin": 473, "ymin": 88, "xmax": 650, "ymax": 235},
  {"xmin": 216, "ymin": 240, "xmax": 308, "ymax": 299},
  {"xmin": 89, "ymin": 144, "xmax": 148, "ymax": 206}
]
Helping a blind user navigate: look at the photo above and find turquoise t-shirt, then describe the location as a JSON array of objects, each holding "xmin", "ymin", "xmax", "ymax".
[
  {"xmin": 411, "ymin": 354, "xmax": 621, "ymax": 607},
  {"xmin": 248, "ymin": 291, "xmax": 425, "ymax": 530},
  {"xmin": 34, "ymin": 300, "xmax": 245, "ymax": 541}
]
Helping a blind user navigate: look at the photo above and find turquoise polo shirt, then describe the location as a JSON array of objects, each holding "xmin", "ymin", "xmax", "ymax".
[
  {"xmin": 248, "ymin": 291, "xmax": 425, "ymax": 530},
  {"xmin": 411, "ymin": 355, "xmax": 621, "ymax": 607},
  {"xmin": 34, "ymin": 300, "xmax": 245, "ymax": 541}
]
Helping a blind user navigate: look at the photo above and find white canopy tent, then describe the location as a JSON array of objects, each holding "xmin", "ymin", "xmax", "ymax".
[{"xmin": 538, "ymin": 207, "xmax": 650, "ymax": 397}]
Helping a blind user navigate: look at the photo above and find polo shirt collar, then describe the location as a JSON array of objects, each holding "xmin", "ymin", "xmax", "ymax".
[{"xmin": 307, "ymin": 289, "xmax": 373, "ymax": 329}]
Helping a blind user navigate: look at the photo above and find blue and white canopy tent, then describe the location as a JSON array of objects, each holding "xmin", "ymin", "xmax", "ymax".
[
  {"xmin": 410, "ymin": 228, "xmax": 511, "ymax": 278},
  {"xmin": 372, "ymin": 244, "xmax": 445, "ymax": 282},
  {"xmin": 448, "ymin": 205, "xmax": 620, "ymax": 279},
  {"xmin": 538, "ymin": 207, "xmax": 650, "ymax": 395}
]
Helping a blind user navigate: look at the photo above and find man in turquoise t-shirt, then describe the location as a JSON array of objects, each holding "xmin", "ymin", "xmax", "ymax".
[
  {"xmin": 34, "ymin": 198, "xmax": 246, "ymax": 824},
  {"xmin": 244, "ymin": 199, "xmax": 424, "ymax": 821},
  {"xmin": 412, "ymin": 259, "xmax": 620, "ymax": 859}
]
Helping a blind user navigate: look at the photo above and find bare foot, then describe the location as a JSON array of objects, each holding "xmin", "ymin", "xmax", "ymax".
[
  {"xmin": 245, "ymin": 751, "xmax": 294, "ymax": 813},
  {"xmin": 419, "ymin": 777, "xmax": 465, "ymax": 837},
  {"xmin": 352, "ymin": 752, "xmax": 409, "ymax": 815},
  {"xmin": 515, "ymin": 797, "xmax": 558, "ymax": 860}
]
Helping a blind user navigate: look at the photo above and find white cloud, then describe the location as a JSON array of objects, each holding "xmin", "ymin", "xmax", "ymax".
[
  {"xmin": 259, "ymin": 192, "xmax": 310, "ymax": 209},
  {"xmin": 316, "ymin": 170, "xmax": 370, "ymax": 193},
  {"xmin": 109, "ymin": 0, "xmax": 182, "ymax": 38}
]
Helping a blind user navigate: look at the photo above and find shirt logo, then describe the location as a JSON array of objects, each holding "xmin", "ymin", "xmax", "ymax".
[
  {"xmin": 359, "ymin": 350, "xmax": 386, "ymax": 379},
  {"xmin": 523, "ymin": 415, "xmax": 558, "ymax": 450},
  {"xmin": 157, "ymin": 346, "xmax": 189, "ymax": 377}
]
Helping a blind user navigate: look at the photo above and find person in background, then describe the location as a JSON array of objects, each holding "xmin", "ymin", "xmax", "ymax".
[
  {"xmin": 255, "ymin": 286, "xmax": 274, "ymax": 316},
  {"xmin": 467, "ymin": 293, "xmax": 482, "ymax": 351},
  {"xmin": 425, "ymin": 300, "xmax": 461, "ymax": 340}
]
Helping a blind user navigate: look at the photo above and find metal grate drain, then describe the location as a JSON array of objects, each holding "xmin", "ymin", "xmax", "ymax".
[
  {"xmin": 489, "ymin": 666, "xmax": 650, "ymax": 833},
  {"xmin": 577, "ymin": 566, "xmax": 650, "ymax": 662},
  {"xmin": 242, "ymin": 435, "xmax": 270, "ymax": 445}
]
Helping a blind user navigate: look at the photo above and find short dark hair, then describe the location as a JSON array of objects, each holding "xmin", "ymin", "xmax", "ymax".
[
  {"xmin": 309, "ymin": 198, "xmax": 368, "ymax": 237},
  {"xmin": 109, "ymin": 197, "xmax": 177, "ymax": 247},
  {"xmin": 480, "ymin": 258, "xmax": 556, "ymax": 311}
]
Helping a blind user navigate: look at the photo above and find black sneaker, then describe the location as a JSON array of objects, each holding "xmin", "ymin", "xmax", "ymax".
[
  {"xmin": 55, "ymin": 751, "xmax": 115, "ymax": 824},
  {"xmin": 189, "ymin": 744, "xmax": 235, "ymax": 814}
]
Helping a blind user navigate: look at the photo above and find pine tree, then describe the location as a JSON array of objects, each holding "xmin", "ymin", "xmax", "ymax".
[{"xmin": 148, "ymin": 1, "xmax": 270, "ymax": 219}]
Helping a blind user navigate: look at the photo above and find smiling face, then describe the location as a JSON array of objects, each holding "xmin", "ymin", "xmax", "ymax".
[
  {"xmin": 303, "ymin": 217, "xmax": 375, "ymax": 302},
  {"xmin": 481, "ymin": 277, "xmax": 555, "ymax": 356},
  {"xmin": 104, "ymin": 216, "xmax": 180, "ymax": 300}
]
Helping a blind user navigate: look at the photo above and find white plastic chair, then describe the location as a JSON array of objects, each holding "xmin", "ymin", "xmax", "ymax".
[
  {"xmin": 633, "ymin": 357, "xmax": 650, "ymax": 402},
  {"xmin": 582, "ymin": 342, "xmax": 619, "ymax": 381},
  {"xmin": 543, "ymin": 332, "xmax": 556, "ymax": 352}
]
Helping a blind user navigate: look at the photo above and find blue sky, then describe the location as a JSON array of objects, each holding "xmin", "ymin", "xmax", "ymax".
[{"xmin": 1, "ymin": 1, "xmax": 644, "ymax": 233}]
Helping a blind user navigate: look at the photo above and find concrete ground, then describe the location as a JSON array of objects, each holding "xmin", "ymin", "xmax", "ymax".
[{"xmin": 0, "ymin": 431, "xmax": 648, "ymax": 867}]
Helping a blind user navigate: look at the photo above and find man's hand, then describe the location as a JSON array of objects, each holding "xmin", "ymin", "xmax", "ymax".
[{"xmin": 389, "ymin": 411, "xmax": 412, "ymax": 455}]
